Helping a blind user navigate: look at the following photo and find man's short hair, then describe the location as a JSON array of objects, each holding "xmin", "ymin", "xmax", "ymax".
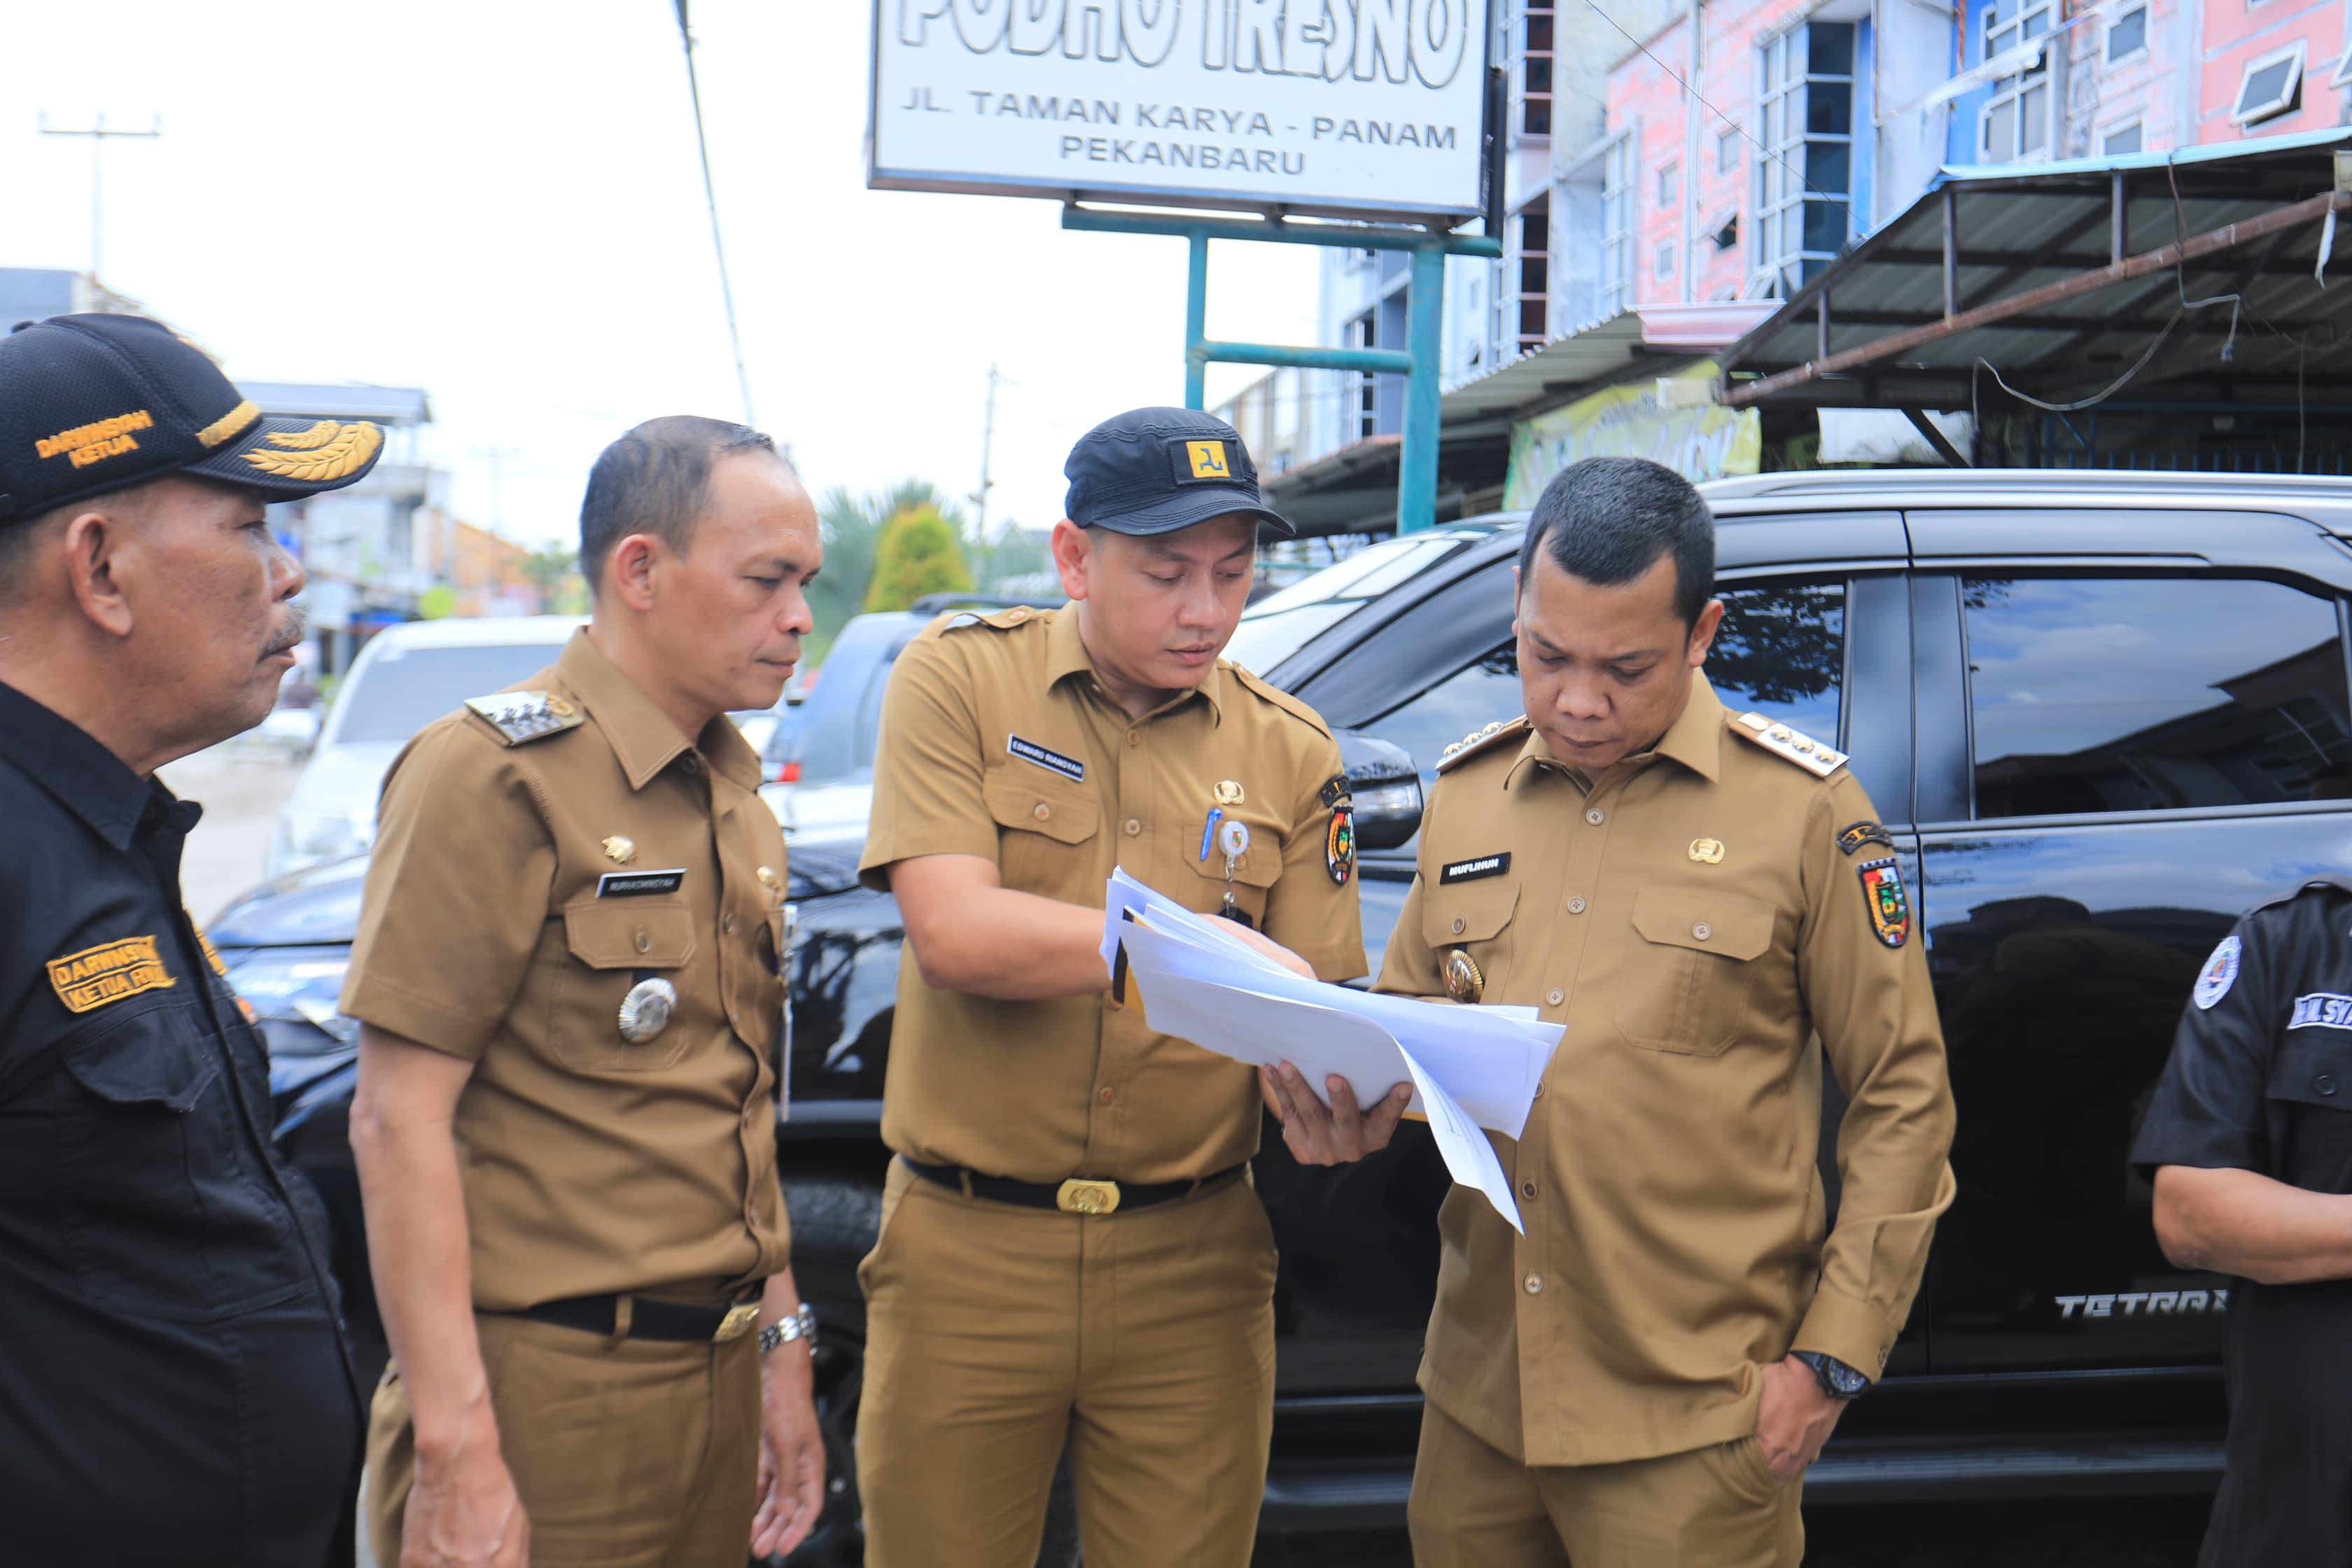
[
  {"xmin": 1517, "ymin": 456, "xmax": 1714, "ymax": 626},
  {"xmin": 0, "ymin": 487, "xmax": 144, "ymax": 609},
  {"xmin": 578, "ymin": 415, "xmax": 784, "ymax": 587}
]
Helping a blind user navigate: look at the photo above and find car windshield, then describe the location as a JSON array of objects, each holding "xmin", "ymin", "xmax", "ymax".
[
  {"xmin": 1224, "ymin": 533, "xmax": 1477, "ymax": 673},
  {"xmin": 330, "ymin": 643, "xmax": 567, "ymax": 745}
]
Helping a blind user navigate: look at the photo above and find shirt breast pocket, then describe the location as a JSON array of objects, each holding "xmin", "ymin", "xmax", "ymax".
[
  {"xmin": 983, "ymin": 766, "xmax": 1100, "ymax": 898},
  {"xmin": 1421, "ymin": 882, "xmax": 1522, "ymax": 999},
  {"xmin": 554, "ymin": 900, "xmax": 699, "ymax": 1072},
  {"xmin": 55, "ymin": 998, "xmax": 300, "ymax": 1320},
  {"xmin": 1615, "ymin": 886, "xmax": 1779, "ymax": 1057},
  {"xmin": 1181, "ymin": 808, "xmax": 1286, "ymax": 926},
  {"xmin": 2266, "ymin": 1034, "xmax": 2352, "ymax": 1194}
]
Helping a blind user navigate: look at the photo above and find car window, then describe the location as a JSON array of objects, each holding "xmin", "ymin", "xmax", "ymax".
[
  {"xmin": 1362, "ymin": 580, "xmax": 1848, "ymax": 779},
  {"xmin": 330, "ymin": 643, "xmax": 564, "ymax": 745},
  {"xmin": 1224, "ymin": 534, "xmax": 1476, "ymax": 673},
  {"xmin": 1964, "ymin": 575, "xmax": 2352, "ymax": 818}
]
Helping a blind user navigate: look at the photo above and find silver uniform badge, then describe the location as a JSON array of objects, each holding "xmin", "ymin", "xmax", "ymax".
[
  {"xmin": 617, "ymin": 977, "xmax": 678, "ymax": 1044},
  {"xmin": 465, "ymin": 691, "xmax": 584, "ymax": 747}
]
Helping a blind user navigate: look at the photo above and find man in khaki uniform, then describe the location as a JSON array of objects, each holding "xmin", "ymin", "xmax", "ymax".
[
  {"xmin": 854, "ymin": 407, "xmax": 1390, "ymax": 1567},
  {"xmin": 1378, "ymin": 457, "xmax": 1956, "ymax": 1567},
  {"xmin": 345, "ymin": 417, "xmax": 825, "ymax": 1568}
]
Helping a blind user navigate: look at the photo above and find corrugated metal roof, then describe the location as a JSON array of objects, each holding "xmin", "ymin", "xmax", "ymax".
[{"xmin": 1718, "ymin": 131, "xmax": 2352, "ymax": 412}]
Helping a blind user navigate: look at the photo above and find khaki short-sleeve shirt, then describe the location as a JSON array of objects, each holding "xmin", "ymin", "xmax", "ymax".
[
  {"xmin": 341, "ymin": 629, "xmax": 792, "ymax": 1311},
  {"xmin": 858, "ymin": 606, "xmax": 1365, "ymax": 1185},
  {"xmin": 1376, "ymin": 673, "xmax": 1956, "ymax": 1469}
]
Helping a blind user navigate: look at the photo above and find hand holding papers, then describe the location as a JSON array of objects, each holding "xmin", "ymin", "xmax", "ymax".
[{"xmin": 1102, "ymin": 869, "xmax": 1563, "ymax": 1231}]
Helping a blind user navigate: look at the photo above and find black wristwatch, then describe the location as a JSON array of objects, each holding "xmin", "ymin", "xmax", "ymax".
[{"xmin": 1791, "ymin": 1350, "xmax": 1869, "ymax": 1400}]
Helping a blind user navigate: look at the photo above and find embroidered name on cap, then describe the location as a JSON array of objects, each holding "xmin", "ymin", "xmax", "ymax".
[
  {"xmin": 48, "ymin": 935, "xmax": 176, "ymax": 1014},
  {"xmin": 1439, "ymin": 853, "xmax": 1511, "ymax": 885},
  {"xmin": 35, "ymin": 408, "xmax": 155, "ymax": 469},
  {"xmin": 2289, "ymin": 992, "xmax": 2352, "ymax": 1031},
  {"xmin": 598, "ymin": 869, "xmax": 687, "ymax": 898},
  {"xmin": 1008, "ymin": 734, "xmax": 1085, "ymax": 783}
]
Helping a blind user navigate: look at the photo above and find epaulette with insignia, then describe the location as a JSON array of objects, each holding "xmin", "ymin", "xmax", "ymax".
[
  {"xmin": 1728, "ymin": 710, "xmax": 1846, "ymax": 777},
  {"xmin": 1228, "ymin": 664, "xmax": 1334, "ymax": 738},
  {"xmin": 937, "ymin": 605, "xmax": 1044, "ymax": 634},
  {"xmin": 1435, "ymin": 716, "xmax": 1530, "ymax": 773},
  {"xmin": 464, "ymin": 690, "xmax": 584, "ymax": 747}
]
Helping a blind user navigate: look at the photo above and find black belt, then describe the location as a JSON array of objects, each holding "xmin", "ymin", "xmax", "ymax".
[
  {"xmin": 901, "ymin": 1156, "xmax": 1245, "ymax": 1216},
  {"xmin": 507, "ymin": 1292, "xmax": 764, "ymax": 1343}
]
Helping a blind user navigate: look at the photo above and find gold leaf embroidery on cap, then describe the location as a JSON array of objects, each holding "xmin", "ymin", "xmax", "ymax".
[
  {"xmin": 244, "ymin": 421, "xmax": 382, "ymax": 482},
  {"xmin": 195, "ymin": 400, "xmax": 260, "ymax": 449},
  {"xmin": 265, "ymin": 419, "xmax": 341, "ymax": 451}
]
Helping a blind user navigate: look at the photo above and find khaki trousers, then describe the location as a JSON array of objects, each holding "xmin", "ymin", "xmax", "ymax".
[
  {"xmin": 855, "ymin": 1158, "xmax": 1280, "ymax": 1568},
  {"xmin": 365, "ymin": 1309, "xmax": 760, "ymax": 1568},
  {"xmin": 1408, "ymin": 1398, "xmax": 1804, "ymax": 1568}
]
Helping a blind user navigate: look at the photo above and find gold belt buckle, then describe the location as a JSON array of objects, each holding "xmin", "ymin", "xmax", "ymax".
[
  {"xmin": 1056, "ymin": 1178, "xmax": 1121, "ymax": 1215},
  {"xmin": 713, "ymin": 1302, "xmax": 762, "ymax": 1343}
]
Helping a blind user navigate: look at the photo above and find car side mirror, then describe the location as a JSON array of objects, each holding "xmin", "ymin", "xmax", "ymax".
[{"xmin": 1336, "ymin": 729, "xmax": 1422, "ymax": 851}]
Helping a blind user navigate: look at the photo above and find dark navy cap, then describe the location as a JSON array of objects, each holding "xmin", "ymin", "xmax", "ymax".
[
  {"xmin": 0, "ymin": 312, "xmax": 387, "ymax": 524},
  {"xmin": 1063, "ymin": 407, "xmax": 1294, "ymax": 538}
]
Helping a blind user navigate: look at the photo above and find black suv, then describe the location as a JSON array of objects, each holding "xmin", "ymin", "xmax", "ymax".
[{"xmin": 212, "ymin": 470, "xmax": 2352, "ymax": 1560}]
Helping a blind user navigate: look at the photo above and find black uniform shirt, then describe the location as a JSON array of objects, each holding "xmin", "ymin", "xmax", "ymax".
[
  {"xmin": 0, "ymin": 680, "xmax": 361, "ymax": 1565},
  {"xmin": 2132, "ymin": 874, "xmax": 2352, "ymax": 1568}
]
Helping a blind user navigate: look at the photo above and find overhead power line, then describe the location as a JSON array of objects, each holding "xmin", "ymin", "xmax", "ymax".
[{"xmin": 673, "ymin": 1, "xmax": 758, "ymax": 430}]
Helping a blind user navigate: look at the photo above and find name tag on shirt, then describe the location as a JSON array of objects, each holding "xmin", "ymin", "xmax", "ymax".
[
  {"xmin": 1008, "ymin": 734, "xmax": 1086, "ymax": 783},
  {"xmin": 598, "ymin": 869, "xmax": 686, "ymax": 898},
  {"xmin": 1438, "ymin": 853, "xmax": 1511, "ymax": 885}
]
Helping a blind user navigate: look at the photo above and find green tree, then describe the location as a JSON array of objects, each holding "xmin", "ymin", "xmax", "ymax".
[
  {"xmin": 863, "ymin": 501, "xmax": 973, "ymax": 612},
  {"xmin": 520, "ymin": 545, "xmax": 589, "ymax": 615},
  {"xmin": 806, "ymin": 480, "xmax": 965, "ymax": 651}
]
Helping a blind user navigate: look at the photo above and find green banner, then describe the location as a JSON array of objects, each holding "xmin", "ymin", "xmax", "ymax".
[{"xmin": 1502, "ymin": 361, "xmax": 1760, "ymax": 510}]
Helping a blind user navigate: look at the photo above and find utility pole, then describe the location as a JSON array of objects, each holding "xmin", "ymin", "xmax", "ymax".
[
  {"xmin": 671, "ymin": 2, "xmax": 757, "ymax": 428},
  {"xmin": 971, "ymin": 363, "xmax": 1004, "ymax": 539},
  {"xmin": 39, "ymin": 113, "xmax": 161, "ymax": 284}
]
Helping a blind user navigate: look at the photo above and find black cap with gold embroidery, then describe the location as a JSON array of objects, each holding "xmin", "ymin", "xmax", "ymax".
[
  {"xmin": 0, "ymin": 312, "xmax": 386, "ymax": 524},
  {"xmin": 1063, "ymin": 406, "xmax": 1293, "ymax": 538}
]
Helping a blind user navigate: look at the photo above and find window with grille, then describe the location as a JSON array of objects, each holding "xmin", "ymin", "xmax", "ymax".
[
  {"xmin": 1979, "ymin": 0, "xmax": 2057, "ymax": 163},
  {"xmin": 1754, "ymin": 22, "xmax": 1856, "ymax": 298},
  {"xmin": 1508, "ymin": 1, "xmax": 1556, "ymax": 137},
  {"xmin": 1494, "ymin": 197, "xmax": 1552, "ymax": 357},
  {"xmin": 1599, "ymin": 134, "xmax": 1634, "ymax": 317}
]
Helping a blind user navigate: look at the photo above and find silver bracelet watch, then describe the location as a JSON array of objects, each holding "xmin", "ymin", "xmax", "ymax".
[{"xmin": 757, "ymin": 1301, "xmax": 818, "ymax": 1355}]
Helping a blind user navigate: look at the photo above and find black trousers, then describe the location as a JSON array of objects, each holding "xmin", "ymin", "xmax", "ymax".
[
  {"xmin": 0, "ymin": 1291, "xmax": 362, "ymax": 1567},
  {"xmin": 2198, "ymin": 1281, "xmax": 2352, "ymax": 1568}
]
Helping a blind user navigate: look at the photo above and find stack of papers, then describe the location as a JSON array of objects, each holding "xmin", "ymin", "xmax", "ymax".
[{"xmin": 1102, "ymin": 869, "xmax": 1562, "ymax": 1230}]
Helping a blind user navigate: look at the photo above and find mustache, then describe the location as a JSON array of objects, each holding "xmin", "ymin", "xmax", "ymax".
[{"xmin": 264, "ymin": 610, "xmax": 309, "ymax": 659}]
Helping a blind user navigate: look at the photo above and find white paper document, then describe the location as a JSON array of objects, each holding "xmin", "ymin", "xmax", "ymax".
[{"xmin": 1103, "ymin": 869, "xmax": 1562, "ymax": 1231}]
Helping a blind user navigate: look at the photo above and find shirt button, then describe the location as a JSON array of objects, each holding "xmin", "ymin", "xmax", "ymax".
[
  {"xmin": 1524, "ymin": 1273, "xmax": 1544, "ymax": 1295},
  {"xmin": 722, "ymin": 913, "xmax": 737, "ymax": 934},
  {"xmin": 1451, "ymin": 916, "xmax": 1466, "ymax": 935},
  {"xmin": 1532, "ymin": 1081, "xmax": 1546, "ymax": 1099},
  {"xmin": 2320, "ymin": 1074, "xmax": 2339, "ymax": 1097},
  {"xmin": 1124, "ymin": 818, "xmax": 1142, "ymax": 836},
  {"xmin": 632, "ymin": 929, "xmax": 652, "ymax": 954},
  {"xmin": 1033, "ymin": 802, "xmax": 1051, "ymax": 820},
  {"xmin": 1567, "ymin": 897, "xmax": 1587, "ymax": 914},
  {"xmin": 1127, "ymin": 731, "xmax": 1140, "ymax": 746},
  {"xmin": 682, "ymin": 754, "xmax": 702, "ymax": 776},
  {"xmin": 1099, "ymin": 1086, "xmax": 1116, "ymax": 1103},
  {"xmin": 1546, "ymin": 988, "xmax": 1564, "ymax": 1007},
  {"xmin": 1693, "ymin": 921, "xmax": 1712, "ymax": 940},
  {"xmin": 1586, "ymin": 808, "xmax": 1604, "ymax": 825}
]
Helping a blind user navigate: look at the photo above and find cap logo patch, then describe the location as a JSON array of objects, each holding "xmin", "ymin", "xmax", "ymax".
[
  {"xmin": 35, "ymin": 408, "xmax": 155, "ymax": 468},
  {"xmin": 244, "ymin": 420, "xmax": 383, "ymax": 482},
  {"xmin": 1185, "ymin": 440, "xmax": 1231, "ymax": 479},
  {"xmin": 48, "ymin": 935, "xmax": 177, "ymax": 1014}
]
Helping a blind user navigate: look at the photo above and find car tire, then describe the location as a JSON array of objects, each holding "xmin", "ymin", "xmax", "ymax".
[{"xmin": 764, "ymin": 1175, "xmax": 1085, "ymax": 1568}]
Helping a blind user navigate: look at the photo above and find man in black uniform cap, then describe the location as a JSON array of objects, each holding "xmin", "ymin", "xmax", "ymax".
[
  {"xmin": 2135, "ymin": 873, "xmax": 2352, "ymax": 1568},
  {"xmin": 0, "ymin": 314, "xmax": 384, "ymax": 1565}
]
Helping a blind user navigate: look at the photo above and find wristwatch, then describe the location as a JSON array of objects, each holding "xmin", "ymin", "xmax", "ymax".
[
  {"xmin": 1791, "ymin": 1350, "xmax": 1869, "ymax": 1400},
  {"xmin": 757, "ymin": 1302, "xmax": 818, "ymax": 1356}
]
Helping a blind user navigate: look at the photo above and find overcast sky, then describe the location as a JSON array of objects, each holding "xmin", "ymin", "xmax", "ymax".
[{"xmin": 6, "ymin": 1, "xmax": 1321, "ymax": 553}]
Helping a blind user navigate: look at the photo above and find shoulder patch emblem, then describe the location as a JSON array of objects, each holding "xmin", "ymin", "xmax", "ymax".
[
  {"xmin": 464, "ymin": 691, "xmax": 583, "ymax": 747},
  {"xmin": 1730, "ymin": 711, "xmax": 1847, "ymax": 778},
  {"xmin": 49, "ymin": 935, "xmax": 176, "ymax": 1014},
  {"xmin": 1435, "ymin": 717, "xmax": 1530, "ymax": 773},
  {"xmin": 1326, "ymin": 805, "xmax": 1355, "ymax": 885},
  {"xmin": 1836, "ymin": 820, "xmax": 1893, "ymax": 857},
  {"xmin": 1856, "ymin": 857, "xmax": 1911, "ymax": 948},
  {"xmin": 2192, "ymin": 935, "xmax": 2241, "ymax": 1010}
]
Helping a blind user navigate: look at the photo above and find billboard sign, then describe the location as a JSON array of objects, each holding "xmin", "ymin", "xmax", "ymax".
[{"xmin": 870, "ymin": 1, "xmax": 1492, "ymax": 220}]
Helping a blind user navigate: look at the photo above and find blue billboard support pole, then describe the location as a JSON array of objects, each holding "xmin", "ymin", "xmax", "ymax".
[{"xmin": 1063, "ymin": 206, "xmax": 1501, "ymax": 535}]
